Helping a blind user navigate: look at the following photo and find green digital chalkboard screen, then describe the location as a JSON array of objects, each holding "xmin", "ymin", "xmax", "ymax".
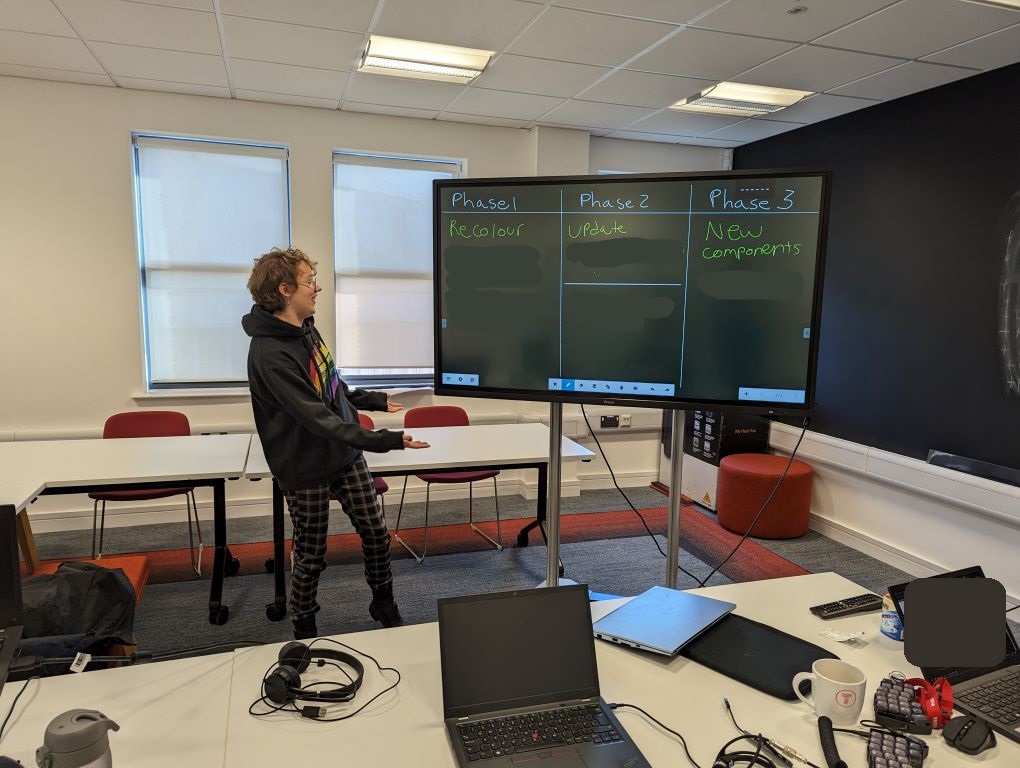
[{"xmin": 434, "ymin": 169, "xmax": 830, "ymax": 414}]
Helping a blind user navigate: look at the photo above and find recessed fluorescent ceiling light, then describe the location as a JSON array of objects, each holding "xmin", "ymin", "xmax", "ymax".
[
  {"xmin": 359, "ymin": 36, "xmax": 493, "ymax": 84},
  {"xmin": 671, "ymin": 82, "xmax": 812, "ymax": 117}
]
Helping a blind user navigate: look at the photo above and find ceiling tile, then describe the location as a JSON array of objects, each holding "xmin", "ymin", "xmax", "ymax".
[
  {"xmin": 675, "ymin": 136, "xmax": 742, "ymax": 147},
  {"xmin": 816, "ymin": 0, "xmax": 1018, "ymax": 59},
  {"xmin": 628, "ymin": 27, "xmax": 797, "ymax": 81},
  {"xmin": 375, "ymin": 0, "xmax": 541, "ymax": 51},
  {"xmin": 738, "ymin": 44, "xmax": 903, "ymax": 92},
  {"xmin": 91, "ymin": 42, "xmax": 227, "ymax": 85},
  {"xmin": 51, "ymin": 0, "xmax": 221, "ymax": 54},
  {"xmin": 230, "ymin": 58, "xmax": 348, "ymax": 99},
  {"xmin": 702, "ymin": 117, "xmax": 802, "ymax": 141},
  {"xmin": 508, "ymin": 6, "xmax": 676, "ymax": 67},
  {"xmin": 123, "ymin": 0, "xmax": 213, "ymax": 9},
  {"xmin": 922, "ymin": 22, "xmax": 1020, "ymax": 71},
  {"xmin": 445, "ymin": 87, "xmax": 564, "ymax": 120},
  {"xmin": 442, "ymin": 112, "xmax": 530, "ymax": 128},
  {"xmin": 768, "ymin": 92, "xmax": 878, "ymax": 123},
  {"xmin": 539, "ymin": 99, "xmax": 654, "ymax": 129},
  {"xmin": 604, "ymin": 129, "xmax": 682, "ymax": 143},
  {"xmin": 578, "ymin": 69, "xmax": 715, "ymax": 108},
  {"xmin": 235, "ymin": 89, "xmax": 339, "ymax": 109},
  {"xmin": 628, "ymin": 109, "xmax": 744, "ymax": 135},
  {"xmin": 0, "ymin": 62, "xmax": 112, "ymax": 85},
  {"xmin": 219, "ymin": 0, "xmax": 376, "ymax": 32},
  {"xmin": 342, "ymin": 72, "xmax": 465, "ymax": 111},
  {"xmin": 0, "ymin": 29, "xmax": 104, "ymax": 72},
  {"xmin": 342, "ymin": 102, "xmax": 440, "ymax": 120},
  {"xmin": 473, "ymin": 54, "xmax": 609, "ymax": 97},
  {"xmin": 0, "ymin": 0, "xmax": 76, "ymax": 36},
  {"xmin": 223, "ymin": 15, "xmax": 362, "ymax": 71},
  {"xmin": 694, "ymin": 0, "xmax": 899, "ymax": 44},
  {"xmin": 553, "ymin": 0, "xmax": 724, "ymax": 25},
  {"xmin": 117, "ymin": 77, "xmax": 229, "ymax": 96},
  {"xmin": 829, "ymin": 61, "xmax": 977, "ymax": 100}
]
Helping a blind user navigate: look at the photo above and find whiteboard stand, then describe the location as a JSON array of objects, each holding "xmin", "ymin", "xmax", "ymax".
[
  {"xmin": 545, "ymin": 401, "xmax": 563, "ymax": 587},
  {"xmin": 666, "ymin": 409, "xmax": 685, "ymax": 589}
]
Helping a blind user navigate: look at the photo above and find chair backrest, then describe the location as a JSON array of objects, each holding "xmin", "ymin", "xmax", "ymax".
[
  {"xmin": 103, "ymin": 411, "xmax": 191, "ymax": 439},
  {"xmin": 358, "ymin": 413, "xmax": 375, "ymax": 429},
  {"xmin": 404, "ymin": 405, "xmax": 470, "ymax": 429}
]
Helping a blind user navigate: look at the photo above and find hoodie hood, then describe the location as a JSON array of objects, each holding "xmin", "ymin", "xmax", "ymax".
[{"xmin": 242, "ymin": 304, "xmax": 311, "ymax": 339}]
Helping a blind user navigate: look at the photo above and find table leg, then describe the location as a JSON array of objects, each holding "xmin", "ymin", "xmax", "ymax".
[
  {"xmin": 516, "ymin": 463, "xmax": 548, "ymax": 547},
  {"xmin": 208, "ymin": 479, "xmax": 229, "ymax": 625},
  {"xmin": 265, "ymin": 481, "xmax": 287, "ymax": 621}
]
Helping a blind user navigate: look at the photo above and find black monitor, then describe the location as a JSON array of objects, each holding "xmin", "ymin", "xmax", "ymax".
[{"xmin": 433, "ymin": 168, "xmax": 831, "ymax": 414}]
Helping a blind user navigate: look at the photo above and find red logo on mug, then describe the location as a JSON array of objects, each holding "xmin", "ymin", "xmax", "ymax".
[{"xmin": 836, "ymin": 690, "xmax": 857, "ymax": 708}]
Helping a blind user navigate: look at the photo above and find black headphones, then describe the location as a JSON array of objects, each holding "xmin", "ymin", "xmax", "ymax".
[{"xmin": 263, "ymin": 641, "xmax": 365, "ymax": 706}]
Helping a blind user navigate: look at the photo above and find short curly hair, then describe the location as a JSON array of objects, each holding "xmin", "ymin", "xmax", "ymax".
[{"xmin": 247, "ymin": 247, "xmax": 317, "ymax": 312}]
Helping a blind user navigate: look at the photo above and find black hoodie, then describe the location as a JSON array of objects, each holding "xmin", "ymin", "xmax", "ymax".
[{"xmin": 241, "ymin": 305, "xmax": 404, "ymax": 490}]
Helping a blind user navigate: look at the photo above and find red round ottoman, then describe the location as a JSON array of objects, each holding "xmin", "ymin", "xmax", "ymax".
[{"xmin": 716, "ymin": 453, "xmax": 813, "ymax": 538}]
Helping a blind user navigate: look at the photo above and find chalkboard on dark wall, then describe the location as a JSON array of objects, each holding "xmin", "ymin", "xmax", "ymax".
[{"xmin": 734, "ymin": 62, "xmax": 1020, "ymax": 473}]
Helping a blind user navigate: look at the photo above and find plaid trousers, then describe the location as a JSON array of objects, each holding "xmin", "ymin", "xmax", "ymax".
[{"xmin": 282, "ymin": 455, "xmax": 392, "ymax": 621}]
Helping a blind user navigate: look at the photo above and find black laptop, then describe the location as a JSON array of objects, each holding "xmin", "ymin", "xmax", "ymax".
[
  {"xmin": 889, "ymin": 566, "xmax": 1020, "ymax": 744},
  {"xmin": 0, "ymin": 505, "xmax": 25, "ymax": 697},
  {"xmin": 438, "ymin": 584, "xmax": 652, "ymax": 768}
]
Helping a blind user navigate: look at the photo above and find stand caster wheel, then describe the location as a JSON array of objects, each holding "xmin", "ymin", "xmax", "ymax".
[
  {"xmin": 209, "ymin": 606, "xmax": 229, "ymax": 625},
  {"xmin": 265, "ymin": 557, "xmax": 274, "ymax": 573},
  {"xmin": 266, "ymin": 603, "xmax": 286, "ymax": 621}
]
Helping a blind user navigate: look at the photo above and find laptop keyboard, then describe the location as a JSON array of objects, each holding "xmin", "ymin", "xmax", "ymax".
[
  {"xmin": 456, "ymin": 703, "xmax": 622, "ymax": 761},
  {"xmin": 957, "ymin": 670, "xmax": 1020, "ymax": 726}
]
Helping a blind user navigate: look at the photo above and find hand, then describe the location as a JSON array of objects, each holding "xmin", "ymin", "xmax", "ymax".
[
  {"xmin": 403, "ymin": 434, "xmax": 429, "ymax": 449},
  {"xmin": 387, "ymin": 399, "xmax": 403, "ymax": 413}
]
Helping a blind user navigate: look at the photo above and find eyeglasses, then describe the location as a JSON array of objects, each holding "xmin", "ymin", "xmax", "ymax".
[{"xmin": 296, "ymin": 276, "xmax": 319, "ymax": 289}]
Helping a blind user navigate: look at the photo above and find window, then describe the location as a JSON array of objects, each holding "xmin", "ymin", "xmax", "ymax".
[
  {"xmin": 333, "ymin": 152, "xmax": 461, "ymax": 386},
  {"xmin": 133, "ymin": 135, "xmax": 290, "ymax": 389}
]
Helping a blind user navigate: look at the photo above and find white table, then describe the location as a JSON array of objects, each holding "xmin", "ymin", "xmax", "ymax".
[
  {"xmin": 245, "ymin": 423, "xmax": 595, "ymax": 621},
  {"xmin": 0, "ymin": 434, "xmax": 252, "ymax": 624},
  {"xmin": 0, "ymin": 652, "xmax": 235, "ymax": 767},
  {"xmin": 222, "ymin": 573, "xmax": 1019, "ymax": 767}
]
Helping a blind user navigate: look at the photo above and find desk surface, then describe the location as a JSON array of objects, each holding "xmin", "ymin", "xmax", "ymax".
[
  {"xmin": 245, "ymin": 422, "xmax": 595, "ymax": 479},
  {"xmin": 0, "ymin": 652, "xmax": 235, "ymax": 767},
  {"xmin": 0, "ymin": 434, "xmax": 252, "ymax": 510}
]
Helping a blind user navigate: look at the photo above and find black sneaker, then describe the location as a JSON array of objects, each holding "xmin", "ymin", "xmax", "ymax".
[
  {"xmin": 293, "ymin": 615, "xmax": 318, "ymax": 640},
  {"xmin": 369, "ymin": 596, "xmax": 404, "ymax": 628}
]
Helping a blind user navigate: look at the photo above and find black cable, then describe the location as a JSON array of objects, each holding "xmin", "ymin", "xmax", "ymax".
[
  {"xmin": 724, "ymin": 698, "xmax": 791, "ymax": 767},
  {"xmin": 579, "ymin": 405, "xmax": 703, "ymax": 585},
  {"xmin": 608, "ymin": 702, "xmax": 703, "ymax": 768},
  {"xmin": 248, "ymin": 637, "xmax": 401, "ymax": 722},
  {"xmin": 0, "ymin": 677, "xmax": 39, "ymax": 743},
  {"xmin": 696, "ymin": 417, "xmax": 810, "ymax": 588},
  {"xmin": 715, "ymin": 734, "xmax": 778, "ymax": 768},
  {"xmin": 152, "ymin": 640, "xmax": 265, "ymax": 661},
  {"xmin": 1007, "ymin": 604, "xmax": 1019, "ymax": 613}
]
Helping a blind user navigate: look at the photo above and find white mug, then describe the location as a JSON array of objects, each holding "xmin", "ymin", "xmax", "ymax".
[{"xmin": 792, "ymin": 659, "xmax": 867, "ymax": 726}]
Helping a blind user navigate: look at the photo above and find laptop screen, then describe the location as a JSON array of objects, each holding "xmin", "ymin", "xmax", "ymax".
[
  {"xmin": 438, "ymin": 585, "xmax": 600, "ymax": 719},
  {"xmin": 888, "ymin": 566, "xmax": 1019, "ymax": 683},
  {"xmin": 0, "ymin": 505, "xmax": 23, "ymax": 627}
]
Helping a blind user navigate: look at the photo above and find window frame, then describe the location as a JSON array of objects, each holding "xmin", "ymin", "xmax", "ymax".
[
  {"xmin": 331, "ymin": 149, "xmax": 463, "ymax": 390},
  {"xmin": 132, "ymin": 133, "xmax": 292, "ymax": 392}
]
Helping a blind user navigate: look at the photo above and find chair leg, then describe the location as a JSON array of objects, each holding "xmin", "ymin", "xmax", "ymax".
[
  {"xmin": 393, "ymin": 477, "xmax": 424, "ymax": 563},
  {"xmin": 186, "ymin": 490, "xmax": 203, "ymax": 577},
  {"xmin": 97, "ymin": 501, "xmax": 107, "ymax": 560},
  {"xmin": 468, "ymin": 480, "xmax": 503, "ymax": 551},
  {"xmin": 91, "ymin": 499, "xmax": 100, "ymax": 558}
]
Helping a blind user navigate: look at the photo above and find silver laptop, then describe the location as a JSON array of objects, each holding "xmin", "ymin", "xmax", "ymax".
[
  {"xmin": 438, "ymin": 584, "xmax": 652, "ymax": 768},
  {"xmin": 0, "ymin": 504, "xmax": 25, "ymax": 697},
  {"xmin": 593, "ymin": 585, "xmax": 735, "ymax": 656}
]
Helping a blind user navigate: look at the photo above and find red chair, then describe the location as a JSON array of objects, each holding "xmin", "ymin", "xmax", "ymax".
[
  {"xmin": 395, "ymin": 406, "xmax": 501, "ymax": 562},
  {"xmin": 357, "ymin": 413, "xmax": 389, "ymax": 513},
  {"xmin": 88, "ymin": 411, "xmax": 203, "ymax": 576}
]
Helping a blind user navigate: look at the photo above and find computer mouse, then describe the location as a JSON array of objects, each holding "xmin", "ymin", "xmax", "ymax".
[{"xmin": 943, "ymin": 714, "xmax": 997, "ymax": 755}]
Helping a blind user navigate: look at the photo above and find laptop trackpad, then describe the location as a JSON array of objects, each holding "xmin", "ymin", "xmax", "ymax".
[{"xmin": 511, "ymin": 746, "xmax": 587, "ymax": 767}]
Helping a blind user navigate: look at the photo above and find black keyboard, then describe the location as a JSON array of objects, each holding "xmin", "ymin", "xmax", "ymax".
[
  {"xmin": 456, "ymin": 703, "xmax": 621, "ymax": 761},
  {"xmin": 957, "ymin": 670, "xmax": 1020, "ymax": 727},
  {"xmin": 809, "ymin": 593, "xmax": 884, "ymax": 619}
]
